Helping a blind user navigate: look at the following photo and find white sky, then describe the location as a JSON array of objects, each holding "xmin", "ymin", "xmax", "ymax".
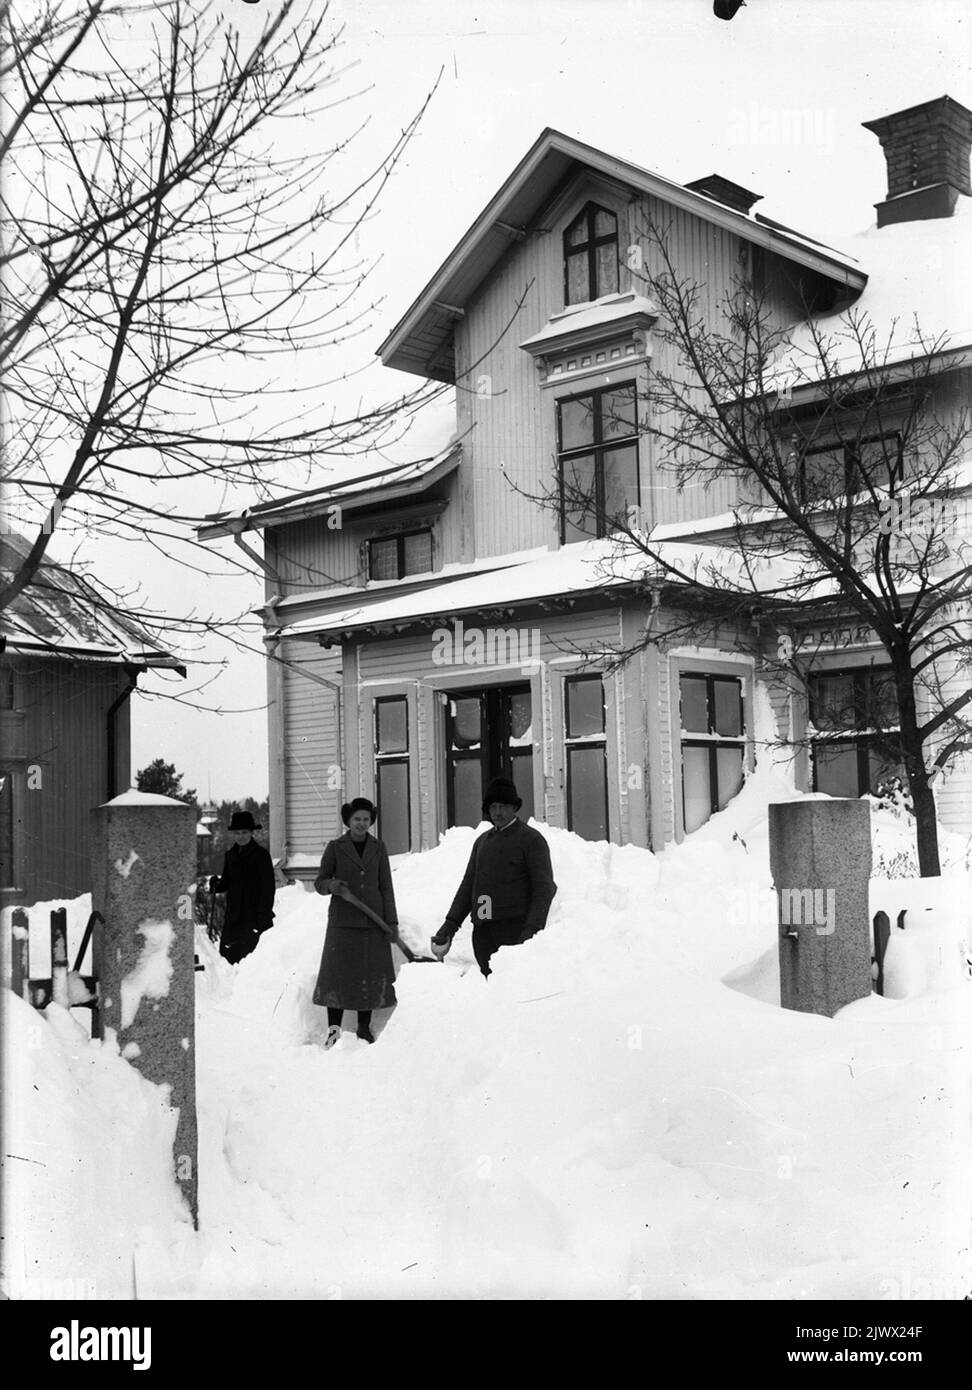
[{"xmin": 100, "ymin": 0, "xmax": 970, "ymax": 800}]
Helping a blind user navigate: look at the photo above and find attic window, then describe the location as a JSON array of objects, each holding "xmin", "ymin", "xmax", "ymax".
[
  {"xmin": 367, "ymin": 528, "xmax": 432, "ymax": 581},
  {"xmin": 564, "ymin": 203, "xmax": 619, "ymax": 306}
]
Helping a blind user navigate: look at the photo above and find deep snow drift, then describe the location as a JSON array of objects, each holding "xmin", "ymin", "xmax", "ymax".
[{"xmin": 3, "ymin": 773, "xmax": 970, "ymax": 1300}]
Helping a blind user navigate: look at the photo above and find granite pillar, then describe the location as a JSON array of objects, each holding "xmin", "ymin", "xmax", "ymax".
[
  {"xmin": 769, "ymin": 799, "xmax": 873, "ymax": 1017},
  {"xmin": 91, "ymin": 790, "xmax": 198, "ymax": 1225}
]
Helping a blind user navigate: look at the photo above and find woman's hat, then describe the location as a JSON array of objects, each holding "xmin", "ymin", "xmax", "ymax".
[
  {"xmin": 228, "ymin": 810, "xmax": 261, "ymax": 831},
  {"xmin": 341, "ymin": 797, "xmax": 377, "ymax": 825},
  {"xmin": 481, "ymin": 777, "xmax": 522, "ymax": 816}
]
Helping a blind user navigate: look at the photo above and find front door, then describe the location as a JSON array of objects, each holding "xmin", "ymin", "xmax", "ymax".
[{"xmin": 445, "ymin": 684, "xmax": 534, "ymax": 827}]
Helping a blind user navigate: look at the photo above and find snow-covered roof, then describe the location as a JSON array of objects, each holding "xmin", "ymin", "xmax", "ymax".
[
  {"xmin": 0, "ymin": 532, "xmax": 184, "ymax": 668},
  {"xmin": 272, "ymin": 545, "xmax": 553, "ymax": 614},
  {"xmin": 767, "ymin": 196, "xmax": 972, "ymax": 394},
  {"xmin": 279, "ymin": 534, "xmax": 807, "ymax": 641},
  {"xmin": 379, "ymin": 127, "xmax": 866, "ymax": 384},
  {"xmin": 105, "ymin": 790, "xmax": 193, "ymax": 809},
  {"xmin": 198, "ymin": 436, "xmax": 461, "ymax": 541},
  {"xmin": 519, "ymin": 292, "xmax": 660, "ymax": 354}
]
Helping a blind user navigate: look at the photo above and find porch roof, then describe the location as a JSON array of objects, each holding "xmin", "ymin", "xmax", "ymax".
[{"xmin": 278, "ymin": 534, "xmax": 806, "ymax": 643}]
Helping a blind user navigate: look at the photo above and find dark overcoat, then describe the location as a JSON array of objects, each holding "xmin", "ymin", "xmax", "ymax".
[
  {"xmin": 313, "ymin": 832, "xmax": 398, "ymax": 1011},
  {"xmin": 211, "ymin": 839, "xmax": 275, "ymax": 961}
]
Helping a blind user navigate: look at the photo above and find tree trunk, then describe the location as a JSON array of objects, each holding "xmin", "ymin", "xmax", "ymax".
[
  {"xmin": 911, "ymin": 778, "xmax": 942, "ymax": 877},
  {"xmin": 893, "ymin": 652, "xmax": 941, "ymax": 877}
]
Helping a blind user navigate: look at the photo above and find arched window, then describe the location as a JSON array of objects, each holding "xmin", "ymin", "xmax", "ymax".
[{"xmin": 563, "ymin": 202, "xmax": 619, "ymax": 306}]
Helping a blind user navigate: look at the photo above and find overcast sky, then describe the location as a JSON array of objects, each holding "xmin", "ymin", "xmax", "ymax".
[{"xmin": 117, "ymin": 0, "xmax": 969, "ymax": 803}]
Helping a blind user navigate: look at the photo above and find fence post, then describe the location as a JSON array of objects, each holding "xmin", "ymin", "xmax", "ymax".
[
  {"xmin": 769, "ymin": 799, "xmax": 873, "ymax": 1017},
  {"xmin": 91, "ymin": 791, "xmax": 198, "ymax": 1226},
  {"xmin": 10, "ymin": 907, "xmax": 29, "ymax": 1000},
  {"xmin": 872, "ymin": 910, "xmax": 891, "ymax": 996},
  {"xmin": 50, "ymin": 907, "xmax": 69, "ymax": 1008}
]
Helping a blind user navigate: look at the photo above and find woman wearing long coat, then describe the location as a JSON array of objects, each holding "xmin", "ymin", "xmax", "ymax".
[{"xmin": 313, "ymin": 798, "xmax": 398, "ymax": 1046}]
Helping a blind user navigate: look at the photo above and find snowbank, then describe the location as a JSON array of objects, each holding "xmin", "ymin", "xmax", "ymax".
[
  {"xmin": 1, "ymin": 995, "xmax": 191, "ymax": 1300},
  {"xmin": 4, "ymin": 781, "xmax": 970, "ymax": 1300}
]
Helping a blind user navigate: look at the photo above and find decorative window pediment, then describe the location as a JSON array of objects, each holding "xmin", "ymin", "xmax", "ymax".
[{"xmin": 519, "ymin": 292, "xmax": 658, "ymax": 387}]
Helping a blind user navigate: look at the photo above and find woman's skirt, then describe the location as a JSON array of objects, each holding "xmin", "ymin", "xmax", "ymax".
[{"xmin": 313, "ymin": 923, "xmax": 398, "ymax": 1010}]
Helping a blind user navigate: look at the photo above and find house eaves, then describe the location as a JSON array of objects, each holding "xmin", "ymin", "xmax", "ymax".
[
  {"xmin": 378, "ymin": 127, "xmax": 868, "ymax": 383},
  {"xmin": 197, "ymin": 443, "xmax": 461, "ymax": 541}
]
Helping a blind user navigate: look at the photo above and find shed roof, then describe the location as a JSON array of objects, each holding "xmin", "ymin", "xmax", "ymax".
[
  {"xmin": 197, "ymin": 439, "xmax": 461, "ymax": 541},
  {"xmin": 0, "ymin": 532, "xmax": 184, "ymax": 668}
]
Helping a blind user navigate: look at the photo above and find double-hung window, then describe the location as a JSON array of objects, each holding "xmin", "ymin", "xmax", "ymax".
[
  {"xmin": 557, "ymin": 383, "xmax": 639, "ymax": 542},
  {"xmin": 374, "ymin": 697, "xmax": 410, "ymax": 854},
  {"xmin": 680, "ymin": 672, "xmax": 746, "ymax": 833},
  {"xmin": 808, "ymin": 667, "xmax": 903, "ymax": 796},
  {"xmin": 564, "ymin": 203, "xmax": 619, "ymax": 306},
  {"xmin": 564, "ymin": 676, "xmax": 608, "ymax": 841},
  {"xmin": 368, "ymin": 528, "xmax": 432, "ymax": 582}
]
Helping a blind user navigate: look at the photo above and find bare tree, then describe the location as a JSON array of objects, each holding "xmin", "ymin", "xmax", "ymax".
[
  {"xmin": 516, "ymin": 217, "xmax": 971, "ymax": 876},
  {"xmin": 0, "ymin": 0, "xmax": 442, "ymax": 629}
]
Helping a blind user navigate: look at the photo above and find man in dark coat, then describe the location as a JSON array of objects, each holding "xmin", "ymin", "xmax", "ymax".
[
  {"xmin": 431, "ymin": 777, "xmax": 557, "ymax": 977},
  {"xmin": 209, "ymin": 810, "xmax": 275, "ymax": 964}
]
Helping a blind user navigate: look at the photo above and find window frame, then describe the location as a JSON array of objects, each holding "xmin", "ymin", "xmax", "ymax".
[
  {"xmin": 797, "ymin": 430, "xmax": 904, "ymax": 504},
  {"xmin": 373, "ymin": 695, "xmax": 411, "ymax": 852},
  {"xmin": 564, "ymin": 674, "xmax": 609, "ymax": 840},
  {"xmin": 367, "ymin": 527, "xmax": 433, "ymax": 582},
  {"xmin": 678, "ymin": 671, "xmax": 747, "ymax": 833},
  {"xmin": 556, "ymin": 380, "xmax": 640, "ymax": 542},
  {"xmin": 807, "ymin": 665, "xmax": 902, "ymax": 797},
  {"xmin": 563, "ymin": 201, "xmax": 620, "ymax": 306}
]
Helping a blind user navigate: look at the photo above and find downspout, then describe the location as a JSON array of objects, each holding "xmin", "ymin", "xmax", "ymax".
[{"xmin": 106, "ymin": 663, "xmax": 141, "ymax": 799}]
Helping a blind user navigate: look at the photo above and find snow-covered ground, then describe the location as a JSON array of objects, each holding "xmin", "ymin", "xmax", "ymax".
[{"xmin": 3, "ymin": 773, "xmax": 970, "ymax": 1300}]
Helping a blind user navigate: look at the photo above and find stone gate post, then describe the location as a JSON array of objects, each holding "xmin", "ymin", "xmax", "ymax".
[
  {"xmin": 91, "ymin": 790, "xmax": 198, "ymax": 1225},
  {"xmin": 769, "ymin": 799, "xmax": 873, "ymax": 1017}
]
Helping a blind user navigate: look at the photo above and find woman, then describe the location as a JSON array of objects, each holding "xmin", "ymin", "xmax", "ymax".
[{"xmin": 313, "ymin": 797, "xmax": 398, "ymax": 1046}]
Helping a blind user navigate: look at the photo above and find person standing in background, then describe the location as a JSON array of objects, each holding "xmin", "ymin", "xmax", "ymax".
[{"xmin": 209, "ymin": 810, "xmax": 275, "ymax": 964}]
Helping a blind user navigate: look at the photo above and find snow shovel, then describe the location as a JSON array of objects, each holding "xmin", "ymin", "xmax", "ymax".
[{"xmin": 338, "ymin": 887, "xmax": 439, "ymax": 962}]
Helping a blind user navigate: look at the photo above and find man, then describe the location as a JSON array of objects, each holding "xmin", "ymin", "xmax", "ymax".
[
  {"xmin": 209, "ymin": 810, "xmax": 275, "ymax": 964},
  {"xmin": 431, "ymin": 777, "xmax": 556, "ymax": 977}
]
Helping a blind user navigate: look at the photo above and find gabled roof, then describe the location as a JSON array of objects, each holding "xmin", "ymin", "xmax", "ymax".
[
  {"xmin": 198, "ymin": 440, "xmax": 461, "ymax": 540},
  {"xmin": 378, "ymin": 127, "xmax": 868, "ymax": 383},
  {"xmin": 0, "ymin": 532, "xmax": 184, "ymax": 668}
]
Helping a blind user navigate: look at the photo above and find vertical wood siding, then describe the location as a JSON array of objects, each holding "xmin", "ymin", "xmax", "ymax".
[{"xmin": 15, "ymin": 660, "xmax": 129, "ymax": 903}]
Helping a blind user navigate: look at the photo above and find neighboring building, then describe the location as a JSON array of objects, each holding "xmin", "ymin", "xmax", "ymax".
[
  {"xmin": 200, "ymin": 96, "xmax": 972, "ymax": 879},
  {"xmin": 0, "ymin": 532, "xmax": 184, "ymax": 905}
]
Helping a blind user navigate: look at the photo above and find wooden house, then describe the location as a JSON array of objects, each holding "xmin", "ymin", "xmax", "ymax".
[
  {"xmin": 0, "ymin": 532, "xmax": 183, "ymax": 905},
  {"xmin": 200, "ymin": 97, "xmax": 972, "ymax": 877}
]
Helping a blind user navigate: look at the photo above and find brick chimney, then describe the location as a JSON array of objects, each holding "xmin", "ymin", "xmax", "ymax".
[
  {"xmin": 862, "ymin": 94, "xmax": 972, "ymax": 227},
  {"xmin": 685, "ymin": 174, "xmax": 762, "ymax": 216}
]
